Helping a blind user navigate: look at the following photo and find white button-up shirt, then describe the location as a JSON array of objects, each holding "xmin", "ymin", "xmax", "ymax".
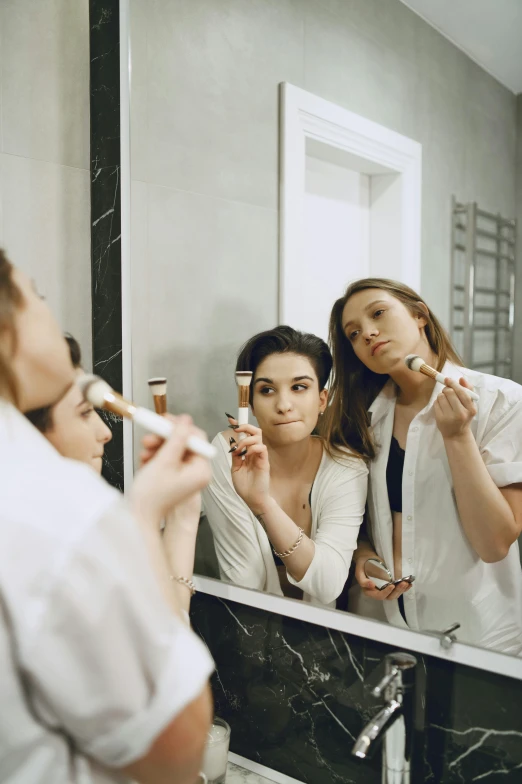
[
  {"xmin": 0, "ymin": 402, "xmax": 213, "ymax": 783},
  {"xmin": 366, "ymin": 361, "xmax": 522, "ymax": 655}
]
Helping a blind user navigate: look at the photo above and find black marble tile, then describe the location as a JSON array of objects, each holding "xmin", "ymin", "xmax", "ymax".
[
  {"xmin": 424, "ymin": 657, "xmax": 522, "ymax": 783},
  {"xmin": 191, "ymin": 594, "xmax": 522, "ymax": 784},
  {"xmin": 89, "ymin": 0, "xmax": 123, "ymax": 489}
]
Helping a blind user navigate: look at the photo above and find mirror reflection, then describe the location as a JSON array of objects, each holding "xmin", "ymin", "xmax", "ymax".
[
  {"xmin": 333, "ymin": 281, "xmax": 522, "ymax": 658},
  {"xmin": 194, "ymin": 283, "xmax": 522, "ymax": 657},
  {"xmin": 129, "ymin": 0, "xmax": 522, "ymax": 659}
]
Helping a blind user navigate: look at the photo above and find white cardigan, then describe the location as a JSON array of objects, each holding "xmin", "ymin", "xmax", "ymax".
[{"xmin": 202, "ymin": 434, "xmax": 368, "ymax": 607}]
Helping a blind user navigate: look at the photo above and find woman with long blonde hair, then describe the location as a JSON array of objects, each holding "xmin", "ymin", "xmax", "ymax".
[{"xmin": 324, "ymin": 277, "xmax": 522, "ymax": 654}]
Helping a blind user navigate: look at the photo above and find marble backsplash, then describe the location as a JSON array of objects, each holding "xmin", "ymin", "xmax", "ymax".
[
  {"xmin": 191, "ymin": 593, "xmax": 522, "ymax": 784},
  {"xmin": 90, "ymin": 0, "xmax": 124, "ymax": 490}
]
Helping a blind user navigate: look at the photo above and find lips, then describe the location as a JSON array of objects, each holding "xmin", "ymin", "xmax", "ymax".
[
  {"xmin": 371, "ymin": 341, "xmax": 389, "ymax": 356},
  {"xmin": 275, "ymin": 421, "xmax": 300, "ymax": 426}
]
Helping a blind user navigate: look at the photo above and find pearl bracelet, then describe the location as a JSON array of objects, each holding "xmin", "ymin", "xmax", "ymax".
[
  {"xmin": 273, "ymin": 527, "xmax": 304, "ymax": 559},
  {"xmin": 171, "ymin": 575, "xmax": 196, "ymax": 596}
]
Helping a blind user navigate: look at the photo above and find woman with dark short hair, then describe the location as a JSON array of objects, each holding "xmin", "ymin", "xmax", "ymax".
[{"xmin": 202, "ymin": 325, "xmax": 368, "ymax": 607}]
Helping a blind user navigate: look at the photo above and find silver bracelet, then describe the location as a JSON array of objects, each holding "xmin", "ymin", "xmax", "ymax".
[
  {"xmin": 170, "ymin": 575, "xmax": 196, "ymax": 596},
  {"xmin": 273, "ymin": 528, "xmax": 304, "ymax": 559}
]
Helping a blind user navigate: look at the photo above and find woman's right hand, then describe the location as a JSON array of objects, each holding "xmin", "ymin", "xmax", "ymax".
[
  {"xmin": 229, "ymin": 423, "xmax": 271, "ymax": 514},
  {"xmin": 131, "ymin": 414, "xmax": 212, "ymax": 526},
  {"xmin": 354, "ymin": 554, "xmax": 412, "ymax": 601}
]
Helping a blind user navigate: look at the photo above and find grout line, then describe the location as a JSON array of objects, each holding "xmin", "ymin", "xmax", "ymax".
[
  {"xmin": 0, "ymin": 150, "xmax": 90, "ymax": 173},
  {"xmin": 134, "ymin": 179, "xmax": 278, "ymax": 213}
]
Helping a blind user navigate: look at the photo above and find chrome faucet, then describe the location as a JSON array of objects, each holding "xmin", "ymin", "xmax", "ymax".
[{"xmin": 352, "ymin": 652, "xmax": 418, "ymax": 784}]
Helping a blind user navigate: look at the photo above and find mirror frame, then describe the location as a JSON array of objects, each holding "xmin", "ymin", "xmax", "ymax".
[{"xmin": 194, "ymin": 575, "xmax": 522, "ymax": 680}]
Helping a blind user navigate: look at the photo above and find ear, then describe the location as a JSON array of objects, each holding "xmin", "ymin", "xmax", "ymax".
[
  {"xmin": 319, "ymin": 388, "xmax": 328, "ymax": 413},
  {"xmin": 416, "ymin": 301, "xmax": 429, "ymax": 329}
]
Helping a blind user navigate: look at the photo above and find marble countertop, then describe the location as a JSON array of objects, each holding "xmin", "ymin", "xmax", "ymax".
[{"xmin": 226, "ymin": 761, "xmax": 276, "ymax": 783}]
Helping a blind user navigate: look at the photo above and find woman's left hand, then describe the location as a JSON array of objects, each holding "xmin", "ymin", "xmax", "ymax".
[{"xmin": 434, "ymin": 377, "xmax": 477, "ymax": 441}]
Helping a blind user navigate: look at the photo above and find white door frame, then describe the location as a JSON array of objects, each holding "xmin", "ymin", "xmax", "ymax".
[{"xmin": 279, "ymin": 82, "xmax": 422, "ymax": 322}]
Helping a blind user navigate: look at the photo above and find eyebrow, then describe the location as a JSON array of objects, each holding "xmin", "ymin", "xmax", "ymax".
[
  {"xmin": 254, "ymin": 375, "xmax": 315, "ymax": 385},
  {"xmin": 343, "ymin": 300, "xmax": 387, "ymax": 332}
]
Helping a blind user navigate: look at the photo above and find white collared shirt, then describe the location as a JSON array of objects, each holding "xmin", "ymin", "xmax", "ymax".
[
  {"xmin": 0, "ymin": 402, "xmax": 213, "ymax": 783},
  {"xmin": 365, "ymin": 361, "xmax": 522, "ymax": 655}
]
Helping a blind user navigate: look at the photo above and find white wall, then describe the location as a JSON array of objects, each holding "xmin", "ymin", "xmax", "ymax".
[
  {"xmin": 129, "ymin": 0, "xmax": 518, "ymax": 439},
  {"xmin": 0, "ymin": 0, "xmax": 92, "ymax": 366}
]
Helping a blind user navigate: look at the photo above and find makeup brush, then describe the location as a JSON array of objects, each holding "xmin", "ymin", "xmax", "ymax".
[
  {"xmin": 235, "ymin": 371, "xmax": 253, "ymax": 441},
  {"xmin": 404, "ymin": 355, "xmax": 479, "ymax": 402},
  {"xmin": 148, "ymin": 377, "xmax": 167, "ymax": 415},
  {"xmin": 78, "ymin": 375, "xmax": 216, "ymax": 459}
]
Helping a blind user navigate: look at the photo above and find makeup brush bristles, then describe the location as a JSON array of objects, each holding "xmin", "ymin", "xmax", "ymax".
[
  {"xmin": 235, "ymin": 371, "xmax": 253, "ymax": 386},
  {"xmin": 78, "ymin": 374, "xmax": 113, "ymax": 407},
  {"xmin": 148, "ymin": 376, "xmax": 167, "ymax": 415},
  {"xmin": 405, "ymin": 354, "xmax": 426, "ymax": 373},
  {"xmin": 236, "ymin": 371, "xmax": 252, "ymax": 409},
  {"xmin": 148, "ymin": 377, "xmax": 167, "ymax": 396}
]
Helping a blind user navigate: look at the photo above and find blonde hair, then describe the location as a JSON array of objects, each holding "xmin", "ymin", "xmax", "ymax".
[
  {"xmin": 0, "ymin": 250, "xmax": 22, "ymax": 405},
  {"xmin": 321, "ymin": 278, "xmax": 461, "ymax": 461}
]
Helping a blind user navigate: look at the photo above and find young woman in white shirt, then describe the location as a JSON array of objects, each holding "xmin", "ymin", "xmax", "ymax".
[
  {"xmin": 202, "ymin": 326, "xmax": 368, "ymax": 607},
  {"xmin": 0, "ymin": 251, "xmax": 214, "ymax": 783},
  {"xmin": 324, "ymin": 277, "xmax": 522, "ymax": 654}
]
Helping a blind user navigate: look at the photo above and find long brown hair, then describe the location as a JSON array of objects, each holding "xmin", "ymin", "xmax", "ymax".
[
  {"xmin": 321, "ymin": 278, "xmax": 461, "ymax": 461},
  {"xmin": 0, "ymin": 249, "xmax": 23, "ymax": 405}
]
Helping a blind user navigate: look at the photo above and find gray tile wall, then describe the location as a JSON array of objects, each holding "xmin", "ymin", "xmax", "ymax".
[
  {"xmin": 0, "ymin": 0, "xmax": 92, "ymax": 367},
  {"xmin": 129, "ymin": 0, "xmax": 519, "ymax": 441}
]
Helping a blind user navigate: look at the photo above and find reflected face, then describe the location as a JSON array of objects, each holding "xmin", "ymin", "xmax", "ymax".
[
  {"xmin": 9, "ymin": 269, "xmax": 74, "ymax": 411},
  {"xmin": 45, "ymin": 369, "xmax": 112, "ymax": 473},
  {"xmin": 341, "ymin": 289, "xmax": 428, "ymax": 375},
  {"xmin": 251, "ymin": 353, "xmax": 327, "ymax": 444}
]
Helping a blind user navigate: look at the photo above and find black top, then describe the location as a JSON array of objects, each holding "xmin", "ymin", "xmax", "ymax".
[
  {"xmin": 386, "ymin": 436, "xmax": 405, "ymax": 513},
  {"xmin": 386, "ymin": 437, "xmax": 408, "ymax": 624}
]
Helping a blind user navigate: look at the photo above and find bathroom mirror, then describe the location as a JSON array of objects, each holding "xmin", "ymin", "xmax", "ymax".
[{"xmin": 126, "ymin": 0, "xmax": 522, "ymax": 662}]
